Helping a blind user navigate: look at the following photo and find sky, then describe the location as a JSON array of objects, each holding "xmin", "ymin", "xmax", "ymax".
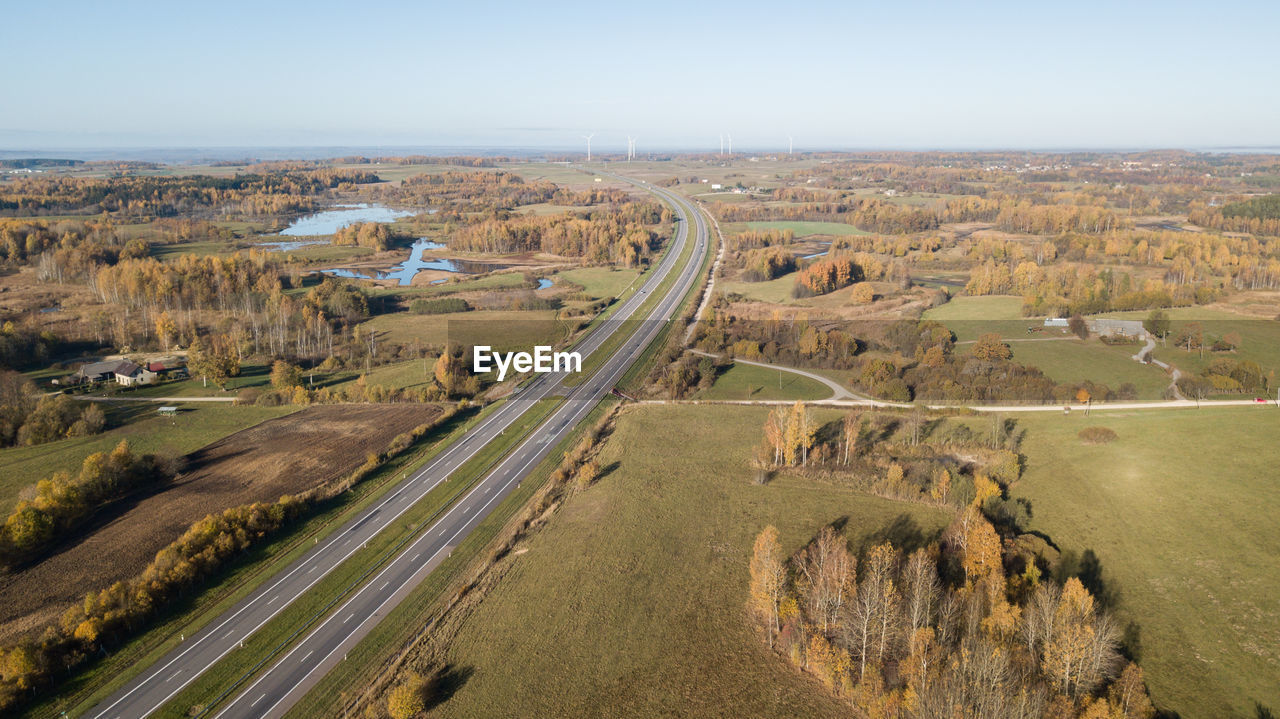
[{"xmin": 3, "ymin": 0, "xmax": 1279, "ymax": 153}]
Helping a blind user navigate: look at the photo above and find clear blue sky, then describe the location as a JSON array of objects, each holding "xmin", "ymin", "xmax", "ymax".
[{"xmin": 3, "ymin": 0, "xmax": 1278, "ymax": 151}]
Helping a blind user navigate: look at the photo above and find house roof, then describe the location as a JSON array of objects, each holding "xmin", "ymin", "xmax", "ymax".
[
  {"xmin": 77, "ymin": 359, "xmax": 131, "ymax": 377},
  {"xmin": 114, "ymin": 361, "xmax": 142, "ymax": 377}
]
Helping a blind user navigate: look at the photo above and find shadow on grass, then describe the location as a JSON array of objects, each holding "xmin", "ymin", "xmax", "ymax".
[
  {"xmin": 858, "ymin": 513, "xmax": 941, "ymax": 556},
  {"xmin": 424, "ymin": 664, "xmax": 473, "ymax": 711}
]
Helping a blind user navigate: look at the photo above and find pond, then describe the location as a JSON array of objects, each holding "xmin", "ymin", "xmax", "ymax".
[
  {"xmin": 322, "ymin": 237, "xmax": 509, "ymax": 286},
  {"xmin": 799, "ymin": 241, "xmax": 832, "ymax": 260},
  {"xmin": 537, "ymin": 278, "xmax": 553, "ymax": 289},
  {"xmin": 279, "ymin": 203, "xmax": 414, "ymax": 236}
]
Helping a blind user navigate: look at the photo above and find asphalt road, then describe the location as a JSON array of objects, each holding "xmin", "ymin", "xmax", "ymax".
[{"xmin": 87, "ymin": 177, "xmax": 709, "ymax": 719}]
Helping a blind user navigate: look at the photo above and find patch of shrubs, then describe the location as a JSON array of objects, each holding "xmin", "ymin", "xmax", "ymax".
[
  {"xmin": 1078, "ymin": 426, "xmax": 1118, "ymax": 444},
  {"xmin": 410, "ymin": 297, "xmax": 470, "ymax": 315}
]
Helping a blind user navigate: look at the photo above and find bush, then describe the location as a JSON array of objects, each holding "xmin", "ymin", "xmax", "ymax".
[
  {"xmin": 1078, "ymin": 426, "xmax": 1118, "ymax": 444},
  {"xmin": 409, "ymin": 297, "xmax": 470, "ymax": 315},
  {"xmin": 387, "ymin": 672, "xmax": 428, "ymax": 718},
  {"xmin": 235, "ymin": 387, "xmax": 262, "ymax": 405},
  {"xmin": 849, "ymin": 282, "xmax": 875, "ymax": 304}
]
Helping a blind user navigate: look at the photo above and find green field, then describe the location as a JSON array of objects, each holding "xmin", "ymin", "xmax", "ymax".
[
  {"xmin": 924, "ymin": 295, "xmax": 1045, "ymax": 341},
  {"xmin": 694, "ymin": 361, "xmax": 831, "ymax": 401},
  {"xmin": 0, "ymin": 404, "xmax": 295, "ymax": 513},
  {"xmin": 744, "ymin": 220, "xmax": 871, "ymax": 237},
  {"xmin": 1104, "ymin": 307, "xmax": 1280, "ymax": 382},
  {"xmin": 719, "ymin": 274, "xmax": 799, "ymax": 304},
  {"xmin": 555, "ymin": 266, "xmax": 641, "ymax": 298},
  {"xmin": 420, "ymin": 404, "xmax": 950, "ymax": 718},
  {"xmin": 1008, "ymin": 408, "xmax": 1280, "ymax": 717},
  {"xmin": 1010, "ymin": 339, "xmax": 1171, "ymax": 398},
  {"xmin": 923, "ymin": 295, "xmax": 1026, "ymax": 321}
]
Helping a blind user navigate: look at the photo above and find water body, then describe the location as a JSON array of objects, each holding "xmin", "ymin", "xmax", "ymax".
[
  {"xmin": 537, "ymin": 278, "xmax": 553, "ymax": 289},
  {"xmin": 800, "ymin": 242, "xmax": 832, "ymax": 259},
  {"xmin": 279, "ymin": 203, "xmax": 414, "ymax": 236},
  {"xmin": 322, "ymin": 237, "xmax": 508, "ymax": 286}
]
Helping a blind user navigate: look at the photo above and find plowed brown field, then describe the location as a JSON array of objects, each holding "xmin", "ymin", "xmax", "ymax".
[{"xmin": 0, "ymin": 403, "xmax": 440, "ymax": 642}]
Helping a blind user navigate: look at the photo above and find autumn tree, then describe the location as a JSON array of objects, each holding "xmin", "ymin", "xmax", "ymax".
[
  {"xmin": 840, "ymin": 411, "xmax": 860, "ymax": 465},
  {"xmin": 850, "ymin": 281, "xmax": 875, "ymax": 304},
  {"xmin": 843, "ymin": 541, "xmax": 902, "ymax": 680},
  {"xmin": 386, "ymin": 671, "xmax": 428, "ymax": 719},
  {"xmin": 971, "ymin": 333, "xmax": 1013, "ymax": 361},
  {"xmin": 795, "ymin": 526, "xmax": 854, "ymax": 633},
  {"xmin": 187, "ymin": 335, "xmax": 239, "ymax": 389},
  {"xmin": 1143, "ymin": 309, "xmax": 1170, "ymax": 340},
  {"xmin": 269, "ymin": 360, "xmax": 302, "ymax": 390},
  {"xmin": 749, "ymin": 525, "xmax": 786, "ymax": 646},
  {"xmin": 761, "ymin": 402, "xmax": 816, "ymax": 467},
  {"xmin": 154, "ymin": 311, "xmax": 176, "ymax": 352},
  {"xmin": 1043, "ymin": 577, "xmax": 1121, "ymax": 697}
]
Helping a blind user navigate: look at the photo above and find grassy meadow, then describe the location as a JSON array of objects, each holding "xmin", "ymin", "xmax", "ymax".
[
  {"xmin": 555, "ymin": 266, "xmax": 641, "ymax": 298},
  {"xmin": 425, "ymin": 404, "xmax": 951, "ymax": 719},
  {"xmin": 743, "ymin": 220, "xmax": 872, "ymax": 237},
  {"xmin": 694, "ymin": 361, "xmax": 831, "ymax": 401},
  {"xmin": 1008, "ymin": 407, "xmax": 1280, "ymax": 717}
]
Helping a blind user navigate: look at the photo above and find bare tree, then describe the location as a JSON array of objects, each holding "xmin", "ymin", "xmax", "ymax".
[
  {"xmin": 795, "ymin": 526, "xmax": 854, "ymax": 633},
  {"xmin": 903, "ymin": 547, "xmax": 940, "ymax": 633}
]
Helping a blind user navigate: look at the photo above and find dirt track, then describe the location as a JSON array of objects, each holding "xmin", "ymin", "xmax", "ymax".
[{"xmin": 0, "ymin": 403, "xmax": 440, "ymax": 643}]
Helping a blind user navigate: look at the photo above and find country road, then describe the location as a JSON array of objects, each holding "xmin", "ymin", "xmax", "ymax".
[
  {"xmin": 87, "ymin": 176, "xmax": 710, "ymax": 719},
  {"xmin": 639, "ymin": 397, "xmax": 1275, "ymax": 412},
  {"xmin": 689, "ymin": 350, "xmax": 863, "ymax": 401}
]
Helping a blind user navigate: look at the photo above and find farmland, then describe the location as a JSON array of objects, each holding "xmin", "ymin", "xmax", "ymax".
[{"xmin": 0, "ymin": 404, "xmax": 441, "ymax": 645}]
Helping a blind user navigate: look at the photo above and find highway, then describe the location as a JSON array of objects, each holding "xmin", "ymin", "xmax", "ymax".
[{"xmin": 87, "ymin": 176, "xmax": 710, "ymax": 719}]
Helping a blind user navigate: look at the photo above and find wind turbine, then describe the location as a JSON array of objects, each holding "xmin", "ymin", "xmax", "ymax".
[
  {"xmin": 727, "ymin": 133, "xmax": 733, "ymax": 156},
  {"xmin": 788, "ymin": 135, "xmax": 794, "ymax": 156},
  {"xmin": 719, "ymin": 134, "xmax": 724, "ymax": 157},
  {"xmin": 626, "ymin": 135, "xmax": 636, "ymax": 162},
  {"xmin": 582, "ymin": 133, "xmax": 595, "ymax": 162}
]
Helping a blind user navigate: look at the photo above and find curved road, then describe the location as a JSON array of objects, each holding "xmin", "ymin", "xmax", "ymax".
[{"xmin": 88, "ymin": 177, "xmax": 710, "ymax": 719}]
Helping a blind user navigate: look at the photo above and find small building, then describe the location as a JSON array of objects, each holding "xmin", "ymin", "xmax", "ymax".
[
  {"xmin": 1044, "ymin": 318, "xmax": 1069, "ymax": 328},
  {"xmin": 113, "ymin": 361, "xmax": 157, "ymax": 386},
  {"xmin": 75, "ymin": 359, "xmax": 133, "ymax": 383},
  {"xmin": 158, "ymin": 406, "xmax": 178, "ymax": 417},
  {"xmin": 146, "ymin": 358, "xmax": 188, "ymax": 378}
]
